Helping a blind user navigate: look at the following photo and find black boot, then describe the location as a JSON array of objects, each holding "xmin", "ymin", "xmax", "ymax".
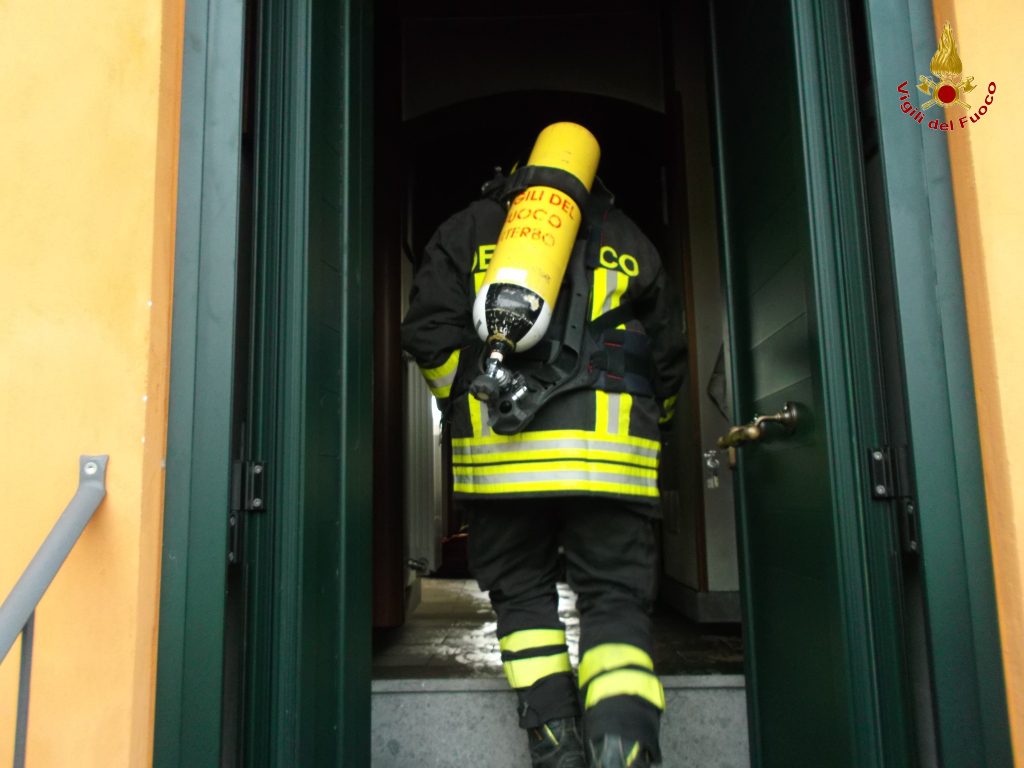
[
  {"xmin": 588, "ymin": 734, "xmax": 653, "ymax": 767},
  {"xmin": 526, "ymin": 717, "xmax": 587, "ymax": 767}
]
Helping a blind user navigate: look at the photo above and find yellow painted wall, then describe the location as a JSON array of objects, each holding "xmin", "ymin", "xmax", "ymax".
[
  {"xmin": 0, "ymin": 1, "xmax": 184, "ymax": 765},
  {"xmin": 931, "ymin": 0, "xmax": 1024, "ymax": 762}
]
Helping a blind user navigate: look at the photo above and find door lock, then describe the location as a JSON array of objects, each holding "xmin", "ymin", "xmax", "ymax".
[
  {"xmin": 716, "ymin": 401, "xmax": 800, "ymax": 467},
  {"xmin": 703, "ymin": 449, "xmax": 722, "ymax": 489}
]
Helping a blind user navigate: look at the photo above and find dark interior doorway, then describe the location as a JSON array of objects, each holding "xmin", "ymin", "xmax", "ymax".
[
  {"xmin": 402, "ymin": 94, "xmax": 670, "ymax": 268},
  {"xmin": 370, "ymin": 0, "xmax": 742, "ymax": 678}
]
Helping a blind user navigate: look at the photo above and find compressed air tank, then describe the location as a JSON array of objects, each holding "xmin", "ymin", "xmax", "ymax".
[{"xmin": 469, "ymin": 122, "xmax": 600, "ymax": 402}]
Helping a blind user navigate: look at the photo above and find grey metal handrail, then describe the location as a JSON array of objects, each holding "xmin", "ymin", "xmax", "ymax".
[{"xmin": 0, "ymin": 455, "xmax": 108, "ymax": 768}]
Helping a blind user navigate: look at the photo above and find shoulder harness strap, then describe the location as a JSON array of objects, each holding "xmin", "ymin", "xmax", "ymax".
[
  {"xmin": 501, "ymin": 165, "xmax": 592, "ymax": 210},
  {"xmin": 485, "ymin": 220, "xmax": 653, "ymax": 435}
]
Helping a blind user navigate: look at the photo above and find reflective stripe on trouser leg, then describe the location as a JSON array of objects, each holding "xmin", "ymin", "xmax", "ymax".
[
  {"xmin": 498, "ymin": 627, "xmax": 578, "ymax": 727},
  {"xmin": 503, "ymin": 653, "xmax": 573, "ymax": 689},
  {"xmin": 500, "ymin": 628, "xmax": 566, "ymax": 654},
  {"xmin": 578, "ymin": 643, "xmax": 655, "ymax": 689},
  {"xmin": 578, "ymin": 644, "xmax": 664, "ymax": 761},
  {"xmin": 585, "ymin": 668, "xmax": 665, "ymax": 710},
  {"xmin": 499, "ymin": 628, "xmax": 571, "ymax": 690},
  {"xmin": 579, "ymin": 644, "xmax": 663, "ymax": 711}
]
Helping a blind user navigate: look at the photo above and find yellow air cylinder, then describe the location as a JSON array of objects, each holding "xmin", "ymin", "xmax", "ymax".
[{"xmin": 472, "ymin": 122, "xmax": 600, "ymax": 352}]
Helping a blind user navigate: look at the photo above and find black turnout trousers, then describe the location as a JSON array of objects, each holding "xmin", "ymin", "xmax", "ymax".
[{"xmin": 466, "ymin": 496, "xmax": 663, "ymax": 759}]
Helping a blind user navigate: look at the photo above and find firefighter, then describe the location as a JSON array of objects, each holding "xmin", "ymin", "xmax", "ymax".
[{"xmin": 401, "ymin": 139, "xmax": 687, "ymax": 768}]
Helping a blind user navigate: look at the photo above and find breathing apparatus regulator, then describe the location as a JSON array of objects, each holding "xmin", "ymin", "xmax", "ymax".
[{"xmin": 469, "ymin": 122, "xmax": 601, "ymax": 412}]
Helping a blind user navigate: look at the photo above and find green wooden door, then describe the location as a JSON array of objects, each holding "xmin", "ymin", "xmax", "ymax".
[
  {"xmin": 234, "ymin": 0, "xmax": 375, "ymax": 764},
  {"xmin": 710, "ymin": 1, "xmax": 913, "ymax": 765},
  {"xmin": 156, "ymin": 0, "xmax": 374, "ymax": 765}
]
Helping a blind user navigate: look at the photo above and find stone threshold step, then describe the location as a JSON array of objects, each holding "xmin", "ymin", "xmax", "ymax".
[
  {"xmin": 372, "ymin": 675, "xmax": 749, "ymax": 767},
  {"xmin": 373, "ymin": 674, "xmax": 745, "ymax": 694}
]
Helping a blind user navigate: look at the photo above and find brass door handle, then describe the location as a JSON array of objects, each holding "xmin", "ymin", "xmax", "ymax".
[{"xmin": 716, "ymin": 402, "xmax": 799, "ymax": 466}]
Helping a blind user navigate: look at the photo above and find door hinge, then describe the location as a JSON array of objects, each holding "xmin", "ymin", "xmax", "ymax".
[
  {"xmin": 228, "ymin": 460, "xmax": 267, "ymax": 564},
  {"xmin": 232, "ymin": 460, "xmax": 267, "ymax": 512},
  {"xmin": 869, "ymin": 447, "xmax": 919, "ymax": 554}
]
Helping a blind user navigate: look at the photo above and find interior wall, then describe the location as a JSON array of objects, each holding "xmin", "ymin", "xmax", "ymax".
[
  {"xmin": 659, "ymin": 0, "xmax": 741, "ymax": 606},
  {"xmin": 0, "ymin": 0, "xmax": 184, "ymax": 764},
  {"xmin": 401, "ymin": 12, "xmax": 665, "ymax": 120},
  {"xmin": 932, "ymin": 0, "xmax": 1024, "ymax": 759},
  {"xmin": 666, "ymin": 0, "xmax": 739, "ymax": 598}
]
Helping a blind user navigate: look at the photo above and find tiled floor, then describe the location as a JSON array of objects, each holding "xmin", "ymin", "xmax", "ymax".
[{"xmin": 372, "ymin": 578, "xmax": 743, "ymax": 680}]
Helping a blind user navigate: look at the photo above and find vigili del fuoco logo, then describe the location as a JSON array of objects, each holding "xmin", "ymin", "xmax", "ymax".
[{"xmin": 897, "ymin": 21, "xmax": 997, "ymax": 132}]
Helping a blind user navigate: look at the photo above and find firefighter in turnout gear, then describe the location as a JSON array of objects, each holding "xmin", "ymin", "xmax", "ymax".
[{"xmin": 401, "ymin": 126, "xmax": 687, "ymax": 767}]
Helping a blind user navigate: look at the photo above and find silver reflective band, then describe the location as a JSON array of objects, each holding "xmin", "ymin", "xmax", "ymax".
[
  {"xmin": 453, "ymin": 468, "xmax": 657, "ymax": 490},
  {"xmin": 606, "ymin": 393, "xmax": 621, "ymax": 434},
  {"xmin": 454, "ymin": 468, "xmax": 655, "ymax": 487},
  {"xmin": 600, "ymin": 269, "xmax": 626, "ymax": 316},
  {"xmin": 452, "ymin": 438, "xmax": 658, "ymax": 460},
  {"xmin": 425, "ymin": 368, "xmax": 456, "ymax": 390}
]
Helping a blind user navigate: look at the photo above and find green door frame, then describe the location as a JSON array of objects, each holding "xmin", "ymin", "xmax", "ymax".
[
  {"xmin": 154, "ymin": 0, "xmax": 1009, "ymax": 764},
  {"xmin": 153, "ymin": 0, "xmax": 245, "ymax": 762},
  {"xmin": 154, "ymin": 0, "xmax": 374, "ymax": 764},
  {"xmin": 862, "ymin": 0, "xmax": 1011, "ymax": 764}
]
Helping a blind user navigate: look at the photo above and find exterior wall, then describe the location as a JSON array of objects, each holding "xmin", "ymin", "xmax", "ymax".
[
  {"xmin": 934, "ymin": 0, "xmax": 1024, "ymax": 761},
  {"xmin": 0, "ymin": 1, "xmax": 183, "ymax": 765}
]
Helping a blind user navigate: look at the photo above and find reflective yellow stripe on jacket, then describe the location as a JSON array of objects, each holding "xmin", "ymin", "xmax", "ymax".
[
  {"xmin": 419, "ymin": 349, "xmax": 460, "ymax": 399},
  {"xmin": 596, "ymin": 391, "xmax": 633, "ymax": 436},
  {"xmin": 592, "ymin": 253, "xmax": 631, "ymax": 322},
  {"xmin": 659, "ymin": 394, "xmax": 678, "ymax": 425},
  {"xmin": 452, "ymin": 429, "xmax": 660, "ymax": 498}
]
